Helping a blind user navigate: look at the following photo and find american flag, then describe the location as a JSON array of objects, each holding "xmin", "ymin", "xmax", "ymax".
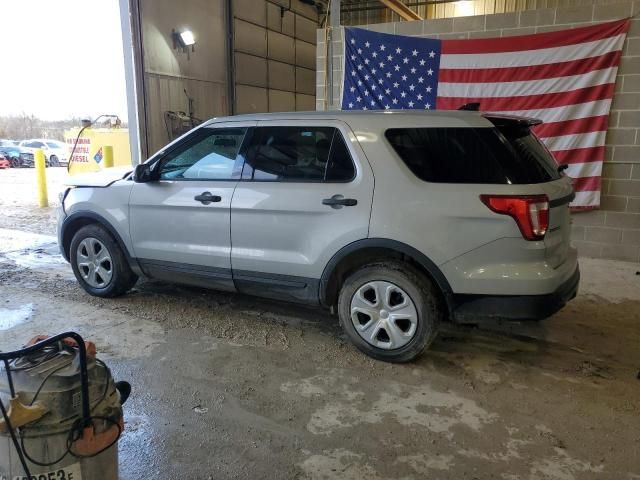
[{"xmin": 342, "ymin": 19, "xmax": 630, "ymax": 209}]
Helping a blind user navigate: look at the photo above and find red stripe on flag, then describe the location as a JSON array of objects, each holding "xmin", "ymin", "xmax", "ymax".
[
  {"xmin": 436, "ymin": 82, "xmax": 615, "ymax": 111},
  {"xmin": 571, "ymin": 175, "xmax": 601, "ymax": 192},
  {"xmin": 534, "ymin": 115, "xmax": 609, "ymax": 138},
  {"xmin": 441, "ymin": 19, "xmax": 629, "ymax": 54},
  {"xmin": 550, "ymin": 146, "xmax": 605, "ymax": 165},
  {"xmin": 438, "ymin": 51, "xmax": 622, "ymax": 83}
]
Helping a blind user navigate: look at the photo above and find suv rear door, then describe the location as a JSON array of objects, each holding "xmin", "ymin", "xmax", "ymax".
[{"xmin": 230, "ymin": 120, "xmax": 374, "ymax": 303}]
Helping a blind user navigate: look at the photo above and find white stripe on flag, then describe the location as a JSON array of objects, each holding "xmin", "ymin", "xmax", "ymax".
[
  {"xmin": 440, "ymin": 34, "xmax": 625, "ymax": 69},
  {"xmin": 565, "ymin": 161, "xmax": 603, "ymax": 179},
  {"xmin": 437, "ymin": 67, "xmax": 617, "ymax": 98},
  {"xmin": 572, "ymin": 190, "xmax": 600, "ymax": 207},
  {"xmin": 541, "ymin": 131, "xmax": 607, "ymax": 151},
  {"xmin": 494, "ymin": 99, "xmax": 612, "ymax": 123}
]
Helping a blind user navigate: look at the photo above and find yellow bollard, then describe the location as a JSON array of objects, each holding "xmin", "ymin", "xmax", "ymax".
[
  {"xmin": 34, "ymin": 149, "xmax": 48, "ymax": 208},
  {"xmin": 103, "ymin": 145, "xmax": 114, "ymax": 168}
]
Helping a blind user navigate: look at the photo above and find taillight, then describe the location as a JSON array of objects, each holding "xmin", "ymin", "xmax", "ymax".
[{"xmin": 480, "ymin": 194, "xmax": 549, "ymax": 241}]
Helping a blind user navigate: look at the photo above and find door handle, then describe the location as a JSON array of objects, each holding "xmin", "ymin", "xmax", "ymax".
[
  {"xmin": 322, "ymin": 194, "xmax": 358, "ymax": 209},
  {"xmin": 194, "ymin": 192, "xmax": 222, "ymax": 205}
]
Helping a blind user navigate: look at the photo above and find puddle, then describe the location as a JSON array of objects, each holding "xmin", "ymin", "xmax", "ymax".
[
  {"xmin": 0, "ymin": 228, "xmax": 66, "ymax": 269},
  {"xmin": 0, "ymin": 304, "xmax": 33, "ymax": 330}
]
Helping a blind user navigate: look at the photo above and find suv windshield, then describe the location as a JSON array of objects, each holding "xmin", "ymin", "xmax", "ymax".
[{"xmin": 385, "ymin": 126, "xmax": 561, "ymax": 185}]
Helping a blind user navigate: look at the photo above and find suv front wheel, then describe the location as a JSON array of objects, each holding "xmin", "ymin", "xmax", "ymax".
[
  {"xmin": 338, "ymin": 262, "xmax": 441, "ymax": 362},
  {"xmin": 70, "ymin": 224, "xmax": 138, "ymax": 297}
]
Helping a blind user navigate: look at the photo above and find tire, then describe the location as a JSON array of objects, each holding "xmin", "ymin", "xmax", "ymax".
[
  {"xmin": 50, "ymin": 155, "xmax": 60, "ymax": 167},
  {"xmin": 337, "ymin": 262, "xmax": 442, "ymax": 363},
  {"xmin": 70, "ymin": 224, "xmax": 138, "ymax": 297}
]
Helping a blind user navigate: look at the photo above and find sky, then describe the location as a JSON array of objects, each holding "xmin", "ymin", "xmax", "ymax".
[{"xmin": 0, "ymin": 0, "xmax": 128, "ymax": 121}]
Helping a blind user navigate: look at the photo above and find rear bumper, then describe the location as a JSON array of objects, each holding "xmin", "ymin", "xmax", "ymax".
[{"xmin": 452, "ymin": 264, "xmax": 580, "ymax": 322}]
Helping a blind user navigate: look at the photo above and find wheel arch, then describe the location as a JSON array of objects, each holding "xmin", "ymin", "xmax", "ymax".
[
  {"xmin": 319, "ymin": 238, "xmax": 453, "ymax": 314},
  {"xmin": 60, "ymin": 212, "xmax": 135, "ymax": 267}
]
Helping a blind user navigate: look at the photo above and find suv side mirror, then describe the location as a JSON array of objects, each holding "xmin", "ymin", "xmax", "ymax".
[{"xmin": 133, "ymin": 163, "xmax": 153, "ymax": 183}]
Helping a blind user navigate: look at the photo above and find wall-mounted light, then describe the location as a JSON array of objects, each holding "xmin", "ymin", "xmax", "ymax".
[
  {"xmin": 172, "ymin": 28, "xmax": 196, "ymax": 55},
  {"xmin": 454, "ymin": 0, "xmax": 474, "ymax": 17}
]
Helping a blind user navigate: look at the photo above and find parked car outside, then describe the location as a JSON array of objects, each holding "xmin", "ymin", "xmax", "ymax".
[
  {"xmin": 0, "ymin": 144, "xmax": 22, "ymax": 167},
  {"xmin": 19, "ymin": 139, "xmax": 68, "ymax": 166},
  {"xmin": 0, "ymin": 154, "xmax": 10, "ymax": 169},
  {"xmin": 57, "ymin": 111, "xmax": 579, "ymax": 362}
]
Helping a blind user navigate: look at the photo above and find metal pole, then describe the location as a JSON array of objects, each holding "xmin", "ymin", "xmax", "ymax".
[
  {"xmin": 34, "ymin": 149, "xmax": 48, "ymax": 208},
  {"xmin": 103, "ymin": 146, "xmax": 114, "ymax": 168},
  {"xmin": 328, "ymin": 0, "xmax": 341, "ymax": 109}
]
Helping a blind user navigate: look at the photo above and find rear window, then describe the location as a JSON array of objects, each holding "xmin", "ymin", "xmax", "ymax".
[{"xmin": 385, "ymin": 127, "xmax": 560, "ymax": 184}]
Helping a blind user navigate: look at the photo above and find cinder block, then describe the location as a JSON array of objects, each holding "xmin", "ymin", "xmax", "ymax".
[
  {"xmin": 571, "ymin": 224, "xmax": 586, "ymax": 241},
  {"xmin": 605, "ymin": 145, "xmax": 614, "ymax": 162},
  {"xmin": 296, "ymin": 15, "xmax": 316, "ymax": 43},
  {"xmin": 600, "ymin": 195, "xmax": 628, "ymax": 212},
  {"xmin": 290, "ymin": 0, "xmax": 317, "ymax": 20},
  {"xmin": 571, "ymin": 210, "xmax": 605, "ymax": 226},
  {"xmin": 519, "ymin": 8, "xmax": 555, "ymax": 28},
  {"xmin": 282, "ymin": 11, "xmax": 295, "ymax": 36},
  {"xmin": 602, "ymin": 163, "xmax": 632, "ymax": 179},
  {"xmin": 633, "ymin": 164, "xmax": 640, "ymax": 179},
  {"xmin": 467, "ymin": 30, "xmax": 501, "ymax": 39},
  {"xmin": 235, "ymin": 53, "xmax": 267, "ymax": 88},
  {"xmin": 235, "ymin": 20, "xmax": 267, "ymax": 57},
  {"xmin": 606, "ymin": 128, "xmax": 637, "ymax": 145},
  {"xmin": 316, "ymin": 54, "xmax": 326, "ymax": 73},
  {"xmin": 612, "ymin": 93, "xmax": 640, "ymax": 111},
  {"xmin": 627, "ymin": 197, "xmax": 640, "ymax": 212},
  {"xmin": 585, "ymin": 226, "xmax": 623, "ymax": 243},
  {"xmin": 609, "ymin": 178, "xmax": 640, "ymax": 196},
  {"xmin": 606, "ymin": 211, "xmax": 640, "ymax": 228},
  {"xmin": 422, "ymin": 18, "xmax": 454, "ymax": 35},
  {"xmin": 235, "ymin": 85, "xmax": 268, "ymax": 114},
  {"xmin": 315, "ymin": 99, "xmax": 325, "ymax": 111},
  {"xmin": 366, "ymin": 23, "xmax": 395, "ymax": 34},
  {"xmin": 613, "ymin": 146, "xmax": 640, "ymax": 163},
  {"xmin": 593, "ymin": 2, "xmax": 632, "ymax": 21},
  {"xmin": 296, "ymin": 66, "xmax": 315, "ymax": 95},
  {"xmin": 267, "ymin": 3, "xmax": 282, "ymax": 32},
  {"xmin": 555, "ymin": 5, "xmax": 593, "ymax": 24},
  {"xmin": 452, "ymin": 15, "xmax": 485, "ymax": 33},
  {"xmin": 536, "ymin": 26, "xmax": 565, "ymax": 34},
  {"xmin": 573, "ymin": 240, "xmax": 602, "ymax": 258},
  {"xmin": 395, "ymin": 20, "xmax": 423, "ymax": 36},
  {"xmin": 622, "ymin": 229, "xmax": 640, "ymax": 245},
  {"xmin": 268, "ymin": 89, "xmax": 295, "ymax": 112},
  {"xmin": 295, "ymin": 39, "xmax": 316, "ymax": 69},
  {"xmin": 268, "ymin": 31, "xmax": 295, "ymax": 63},
  {"xmin": 233, "ymin": 0, "xmax": 266, "ymax": 26},
  {"xmin": 619, "ymin": 111, "xmax": 640, "ymax": 127},
  {"xmin": 601, "ymin": 243, "xmax": 640, "ymax": 261},
  {"xmin": 623, "ymin": 74, "xmax": 640, "ymax": 92},
  {"xmin": 486, "ymin": 12, "xmax": 518, "ymax": 30},
  {"xmin": 296, "ymin": 93, "xmax": 316, "ymax": 111},
  {"xmin": 630, "ymin": 19, "xmax": 640, "ymax": 38},
  {"xmin": 619, "ymin": 57, "xmax": 640, "ymax": 75},
  {"xmin": 439, "ymin": 32, "xmax": 469, "ymax": 40},
  {"xmin": 268, "ymin": 60, "xmax": 295, "ymax": 91},
  {"xmin": 501, "ymin": 27, "xmax": 536, "ymax": 37},
  {"xmin": 608, "ymin": 111, "xmax": 619, "ymax": 128},
  {"xmin": 625, "ymin": 38, "xmax": 640, "ymax": 56}
]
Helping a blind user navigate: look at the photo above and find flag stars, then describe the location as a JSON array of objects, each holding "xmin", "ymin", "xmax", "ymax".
[
  {"xmin": 378, "ymin": 78, "xmax": 384, "ymax": 85},
  {"xmin": 395, "ymin": 47, "xmax": 402, "ymax": 54},
  {"xmin": 394, "ymin": 65, "xmax": 400, "ymax": 71},
  {"xmin": 348, "ymin": 102, "xmax": 354, "ymax": 108},
  {"xmin": 387, "ymin": 54, "xmax": 393, "ymax": 61},
  {"xmin": 409, "ymin": 84, "xmax": 415, "ymax": 91},
  {"xmin": 384, "ymin": 104, "xmax": 390, "ymax": 110},
  {"xmin": 371, "ymin": 84, "xmax": 377, "ymax": 91},
  {"xmin": 364, "ymin": 58, "xmax": 370, "ymax": 64},
  {"xmin": 351, "ymin": 70, "xmax": 356, "ymax": 76},
  {"xmin": 379, "ymin": 61, "xmax": 385, "ymax": 68},
  {"xmin": 372, "ymin": 51, "xmax": 378, "ymax": 58},
  {"xmin": 350, "ymin": 86, "xmax": 356, "ymax": 92},
  {"xmin": 378, "ymin": 94, "xmax": 383, "ymax": 100},
  {"xmin": 417, "ymin": 93, "xmax": 423, "ymax": 100},
  {"xmin": 370, "ymin": 99, "xmax": 376, "ymax": 106},
  {"xmin": 412, "ymin": 49, "xmax": 418, "ymax": 56},
  {"xmin": 380, "ymin": 44, "xmax": 386, "ymax": 51},
  {"xmin": 408, "ymin": 101, "xmax": 414, "ymax": 107},
  {"xmin": 427, "ymin": 69, "xmax": 434, "ymax": 76},
  {"xmin": 386, "ymin": 72, "xmax": 392, "ymax": 78},
  {"xmin": 357, "ymin": 48, "xmax": 362, "ymax": 54},
  {"xmin": 429, "ymin": 50, "xmax": 436, "ymax": 58},
  {"xmin": 365, "ymin": 41, "xmax": 370, "ymax": 48},
  {"xmin": 425, "ymin": 103, "xmax": 431, "ymax": 109},
  {"xmin": 357, "ymin": 64, "xmax": 363, "ymax": 70},
  {"xmin": 350, "ymin": 38, "xmax": 356, "ymax": 45},
  {"xmin": 393, "ymin": 82, "xmax": 399, "ymax": 88},
  {"xmin": 401, "ymin": 75, "xmax": 407, "ymax": 81},
  {"xmin": 364, "ymin": 74, "xmax": 370, "ymax": 81},
  {"xmin": 400, "ymin": 91, "xmax": 407, "ymax": 98},
  {"xmin": 385, "ymin": 88, "xmax": 391, "ymax": 94},
  {"xmin": 426, "ymin": 85, "xmax": 432, "ymax": 93},
  {"xmin": 419, "ymin": 59, "xmax": 426, "ymax": 66},
  {"xmin": 351, "ymin": 54, "xmax": 356, "ymax": 61},
  {"xmin": 403, "ymin": 57, "xmax": 409, "ymax": 64},
  {"xmin": 392, "ymin": 98, "xmax": 398, "ymax": 104},
  {"xmin": 356, "ymin": 96, "xmax": 362, "ymax": 102},
  {"xmin": 371, "ymin": 68, "xmax": 377, "ymax": 75},
  {"xmin": 357, "ymin": 80, "xmax": 363, "ymax": 86},
  {"xmin": 410, "ymin": 67, "xmax": 416, "ymax": 74},
  {"xmin": 418, "ymin": 76, "xmax": 424, "ymax": 83},
  {"xmin": 364, "ymin": 89, "xmax": 369, "ymax": 96}
]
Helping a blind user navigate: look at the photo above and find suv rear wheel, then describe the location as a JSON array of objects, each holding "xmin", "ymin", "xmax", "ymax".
[
  {"xmin": 337, "ymin": 262, "xmax": 441, "ymax": 362},
  {"xmin": 70, "ymin": 224, "xmax": 138, "ymax": 297}
]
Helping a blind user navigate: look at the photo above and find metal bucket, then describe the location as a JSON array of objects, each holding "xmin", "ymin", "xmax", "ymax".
[{"xmin": 0, "ymin": 333, "xmax": 127, "ymax": 480}]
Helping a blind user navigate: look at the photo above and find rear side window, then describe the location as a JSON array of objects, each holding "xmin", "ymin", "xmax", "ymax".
[
  {"xmin": 385, "ymin": 127, "xmax": 560, "ymax": 184},
  {"xmin": 243, "ymin": 126, "xmax": 355, "ymax": 182}
]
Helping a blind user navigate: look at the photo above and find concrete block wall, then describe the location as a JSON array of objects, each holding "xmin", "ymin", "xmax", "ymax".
[
  {"xmin": 232, "ymin": 0, "xmax": 317, "ymax": 114},
  {"xmin": 317, "ymin": 1, "xmax": 640, "ymax": 262}
]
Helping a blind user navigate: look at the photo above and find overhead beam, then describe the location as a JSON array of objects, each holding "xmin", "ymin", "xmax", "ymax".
[{"xmin": 379, "ymin": 0, "xmax": 423, "ymax": 21}]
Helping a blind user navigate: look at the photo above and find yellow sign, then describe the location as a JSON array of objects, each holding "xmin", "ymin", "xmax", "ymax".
[{"xmin": 64, "ymin": 128, "xmax": 132, "ymax": 175}]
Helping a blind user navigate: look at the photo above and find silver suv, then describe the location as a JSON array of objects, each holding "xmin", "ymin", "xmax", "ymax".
[{"xmin": 58, "ymin": 111, "xmax": 579, "ymax": 362}]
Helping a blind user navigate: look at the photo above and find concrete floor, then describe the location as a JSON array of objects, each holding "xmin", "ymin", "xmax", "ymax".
[{"xmin": 0, "ymin": 169, "xmax": 639, "ymax": 479}]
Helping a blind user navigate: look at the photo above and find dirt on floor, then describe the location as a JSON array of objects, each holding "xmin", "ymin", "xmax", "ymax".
[{"xmin": 0, "ymin": 168, "xmax": 639, "ymax": 480}]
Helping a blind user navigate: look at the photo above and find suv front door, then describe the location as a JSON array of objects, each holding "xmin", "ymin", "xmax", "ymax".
[
  {"xmin": 230, "ymin": 121, "xmax": 374, "ymax": 303},
  {"xmin": 129, "ymin": 122, "xmax": 254, "ymax": 290}
]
